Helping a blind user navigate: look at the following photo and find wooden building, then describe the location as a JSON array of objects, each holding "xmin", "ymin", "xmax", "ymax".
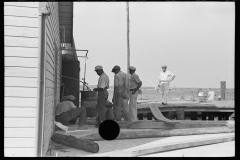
[{"xmin": 4, "ymin": 2, "xmax": 75, "ymax": 157}]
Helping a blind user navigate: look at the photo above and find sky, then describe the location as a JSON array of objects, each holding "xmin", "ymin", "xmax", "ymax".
[{"xmin": 73, "ymin": 2, "xmax": 235, "ymax": 89}]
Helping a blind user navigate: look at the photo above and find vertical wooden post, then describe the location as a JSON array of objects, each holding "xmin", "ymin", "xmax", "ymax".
[
  {"xmin": 126, "ymin": 2, "xmax": 130, "ymax": 74},
  {"xmin": 221, "ymin": 81, "xmax": 226, "ymax": 100},
  {"xmin": 177, "ymin": 109, "xmax": 185, "ymax": 120}
]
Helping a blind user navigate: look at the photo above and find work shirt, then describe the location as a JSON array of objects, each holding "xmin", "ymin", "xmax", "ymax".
[
  {"xmin": 198, "ymin": 92, "xmax": 204, "ymax": 96},
  {"xmin": 159, "ymin": 70, "xmax": 175, "ymax": 85},
  {"xmin": 97, "ymin": 72, "xmax": 109, "ymax": 89},
  {"xmin": 208, "ymin": 91, "xmax": 215, "ymax": 100},
  {"xmin": 129, "ymin": 73, "xmax": 142, "ymax": 90},
  {"xmin": 114, "ymin": 71, "xmax": 130, "ymax": 99},
  {"xmin": 55, "ymin": 101, "xmax": 76, "ymax": 115}
]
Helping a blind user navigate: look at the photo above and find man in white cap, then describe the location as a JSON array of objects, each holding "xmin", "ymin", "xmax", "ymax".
[
  {"xmin": 55, "ymin": 95, "xmax": 88, "ymax": 130},
  {"xmin": 129, "ymin": 66, "xmax": 142, "ymax": 121},
  {"xmin": 93, "ymin": 65, "xmax": 110, "ymax": 127},
  {"xmin": 111, "ymin": 65, "xmax": 131, "ymax": 121},
  {"xmin": 158, "ymin": 65, "xmax": 176, "ymax": 105}
]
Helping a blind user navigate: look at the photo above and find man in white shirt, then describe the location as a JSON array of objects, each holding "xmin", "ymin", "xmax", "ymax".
[
  {"xmin": 55, "ymin": 95, "xmax": 87, "ymax": 129},
  {"xmin": 129, "ymin": 66, "xmax": 142, "ymax": 121},
  {"xmin": 207, "ymin": 88, "xmax": 215, "ymax": 100},
  {"xmin": 112, "ymin": 65, "xmax": 131, "ymax": 121},
  {"xmin": 93, "ymin": 65, "xmax": 110, "ymax": 127},
  {"xmin": 158, "ymin": 65, "xmax": 175, "ymax": 105}
]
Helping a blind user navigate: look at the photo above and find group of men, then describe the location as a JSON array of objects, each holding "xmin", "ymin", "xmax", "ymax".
[
  {"xmin": 93, "ymin": 65, "xmax": 142, "ymax": 127},
  {"xmin": 54, "ymin": 64, "xmax": 176, "ymax": 130}
]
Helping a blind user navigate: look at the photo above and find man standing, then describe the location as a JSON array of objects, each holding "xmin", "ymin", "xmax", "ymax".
[
  {"xmin": 129, "ymin": 66, "xmax": 142, "ymax": 121},
  {"xmin": 207, "ymin": 88, "xmax": 215, "ymax": 100},
  {"xmin": 93, "ymin": 65, "xmax": 110, "ymax": 127},
  {"xmin": 55, "ymin": 95, "xmax": 87, "ymax": 129},
  {"xmin": 111, "ymin": 65, "xmax": 131, "ymax": 121},
  {"xmin": 158, "ymin": 65, "xmax": 176, "ymax": 105}
]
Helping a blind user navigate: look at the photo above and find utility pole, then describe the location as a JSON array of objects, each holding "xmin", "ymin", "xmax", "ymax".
[{"xmin": 127, "ymin": 2, "xmax": 130, "ymax": 74}]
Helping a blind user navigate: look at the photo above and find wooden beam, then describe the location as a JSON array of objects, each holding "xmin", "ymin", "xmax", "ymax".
[
  {"xmin": 79, "ymin": 126, "xmax": 234, "ymax": 141},
  {"xmin": 107, "ymin": 134, "xmax": 235, "ymax": 157},
  {"xmin": 51, "ymin": 133, "xmax": 99, "ymax": 153}
]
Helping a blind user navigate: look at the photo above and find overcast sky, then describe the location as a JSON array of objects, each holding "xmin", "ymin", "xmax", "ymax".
[{"xmin": 73, "ymin": 2, "xmax": 234, "ymax": 89}]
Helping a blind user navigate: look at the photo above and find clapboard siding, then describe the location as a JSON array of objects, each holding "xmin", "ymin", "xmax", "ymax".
[
  {"xmin": 5, "ymin": 108, "xmax": 36, "ymax": 118},
  {"xmin": 4, "ymin": 26, "xmax": 38, "ymax": 38},
  {"xmin": 4, "ymin": 2, "xmax": 39, "ymax": 8},
  {"xmin": 4, "ymin": 3, "xmax": 39, "ymax": 157},
  {"xmin": 46, "ymin": 78, "xmax": 54, "ymax": 88},
  {"xmin": 5, "ymin": 97, "xmax": 37, "ymax": 108},
  {"xmin": 5, "ymin": 87, "xmax": 37, "ymax": 98},
  {"xmin": 5, "ymin": 128, "xmax": 35, "ymax": 138},
  {"xmin": 4, "ymin": 5, "xmax": 38, "ymax": 18},
  {"xmin": 5, "ymin": 67, "xmax": 38, "ymax": 78},
  {"xmin": 5, "ymin": 138, "xmax": 35, "ymax": 148},
  {"xmin": 5, "ymin": 57, "xmax": 38, "ymax": 68},
  {"xmin": 4, "ymin": 46, "xmax": 38, "ymax": 57},
  {"xmin": 4, "ymin": 148, "xmax": 35, "ymax": 157},
  {"xmin": 5, "ymin": 77, "xmax": 37, "ymax": 87},
  {"xmin": 44, "ymin": 102, "xmax": 54, "ymax": 116},
  {"xmin": 5, "ymin": 36, "xmax": 38, "ymax": 48},
  {"xmin": 4, "ymin": 118, "xmax": 36, "ymax": 128},
  {"xmin": 46, "ymin": 88, "xmax": 54, "ymax": 97},
  {"xmin": 42, "ymin": 2, "xmax": 61, "ymax": 156},
  {"xmin": 4, "ymin": 16, "xmax": 38, "ymax": 28},
  {"xmin": 45, "ymin": 95, "xmax": 54, "ymax": 105}
]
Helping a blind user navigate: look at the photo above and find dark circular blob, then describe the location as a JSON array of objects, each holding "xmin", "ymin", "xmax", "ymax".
[{"xmin": 99, "ymin": 120, "xmax": 120, "ymax": 140}]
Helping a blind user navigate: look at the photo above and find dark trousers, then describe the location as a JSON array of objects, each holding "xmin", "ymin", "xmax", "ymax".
[
  {"xmin": 55, "ymin": 107, "xmax": 87, "ymax": 126},
  {"xmin": 96, "ymin": 89, "xmax": 108, "ymax": 124}
]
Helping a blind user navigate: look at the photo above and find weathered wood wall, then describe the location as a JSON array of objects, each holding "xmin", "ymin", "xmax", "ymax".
[
  {"xmin": 4, "ymin": 2, "xmax": 39, "ymax": 157},
  {"xmin": 42, "ymin": 2, "xmax": 61, "ymax": 156}
]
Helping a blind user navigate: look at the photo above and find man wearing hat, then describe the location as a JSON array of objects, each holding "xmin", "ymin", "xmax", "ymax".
[
  {"xmin": 129, "ymin": 66, "xmax": 142, "ymax": 121},
  {"xmin": 111, "ymin": 65, "xmax": 131, "ymax": 121},
  {"xmin": 55, "ymin": 95, "xmax": 88, "ymax": 129},
  {"xmin": 93, "ymin": 65, "xmax": 110, "ymax": 127},
  {"xmin": 158, "ymin": 65, "xmax": 176, "ymax": 105}
]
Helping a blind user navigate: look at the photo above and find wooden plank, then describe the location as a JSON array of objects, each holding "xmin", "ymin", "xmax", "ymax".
[
  {"xmin": 44, "ymin": 101, "xmax": 53, "ymax": 116},
  {"xmin": 4, "ymin": 107, "xmax": 36, "ymax": 118},
  {"xmin": 5, "ymin": 87, "xmax": 37, "ymax": 98},
  {"xmin": 46, "ymin": 40, "xmax": 54, "ymax": 60},
  {"xmin": 46, "ymin": 23, "xmax": 55, "ymax": 54},
  {"xmin": 4, "ymin": 97, "xmax": 37, "ymax": 107},
  {"xmin": 4, "ymin": 26, "xmax": 38, "ymax": 37},
  {"xmin": 4, "ymin": 77, "xmax": 37, "ymax": 87},
  {"xmin": 4, "ymin": 16, "xmax": 38, "ymax": 27},
  {"xmin": 46, "ymin": 52, "xmax": 54, "ymax": 68},
  {"xmin": 46, "ymin": 61, "xmax": 54, "ymax": 75},
  {"xmin": 4, "ymin": 128, "xmax": 35, "ymax": 138},
  {"xmin": 4, "ymin": 118, "xmax": 36, "ymax": 127},
  {"xmin": 4, "ymin": 148, "xmax": 35, "ymax": 157},
  {"xmin": 45, "ymin": 78, "xmax": 54, "ymax": 88},
  {"xmin": 4, "ymin": 2, "xmax": 39, "ymax": 8},
  {"xmin": 105, "ymin": 134, "xmax": 235, "ymax": 157},
  {"xmin": 4, "ymin": 138, "xmax": 35, "ymax": 147},
  {"xmin": 45, "ymin": 70, "xmax": 54, "ymax": 82},
  {"xmin": 45, "ymin": 95, "xmax": 54, "ymax": 106},
  {"xmin": 5, "ymin": 67, "xmax": 38, "ymax": 78},
  {"xmin": 5, "ymin": 36, "xmax": 38, "ymax": 48},
  {"xmin": 149, "ymin": 105, "xmax": 180, "ymax": 124},
  {"xmin": 4, "ymin": 5, "xmax": 38, "ymax": 18},
  {"xmin": 43, "ymin": 118, "xmax": 52, "ymax": 133},
  {"xmin": 125, "ymin": 120, "xmax": 234, "ymax": 129},
  {"xmin": 4, "ymin": 46, "xmax": 38, "ymax": 57},
  {"xmin": 80, "ymin": 127, "xmax": 234, "ymax": 142},
  {"xmin": 44, "ymin": 110, "xmax": 53, "ymax": 126},
  {"xmin": 5, "ymin": 57, "xmax": 38, "ymax": 68},
  {"xmin": 45, "ymin": 88, "xmax": 54, "ymax": 97}
]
